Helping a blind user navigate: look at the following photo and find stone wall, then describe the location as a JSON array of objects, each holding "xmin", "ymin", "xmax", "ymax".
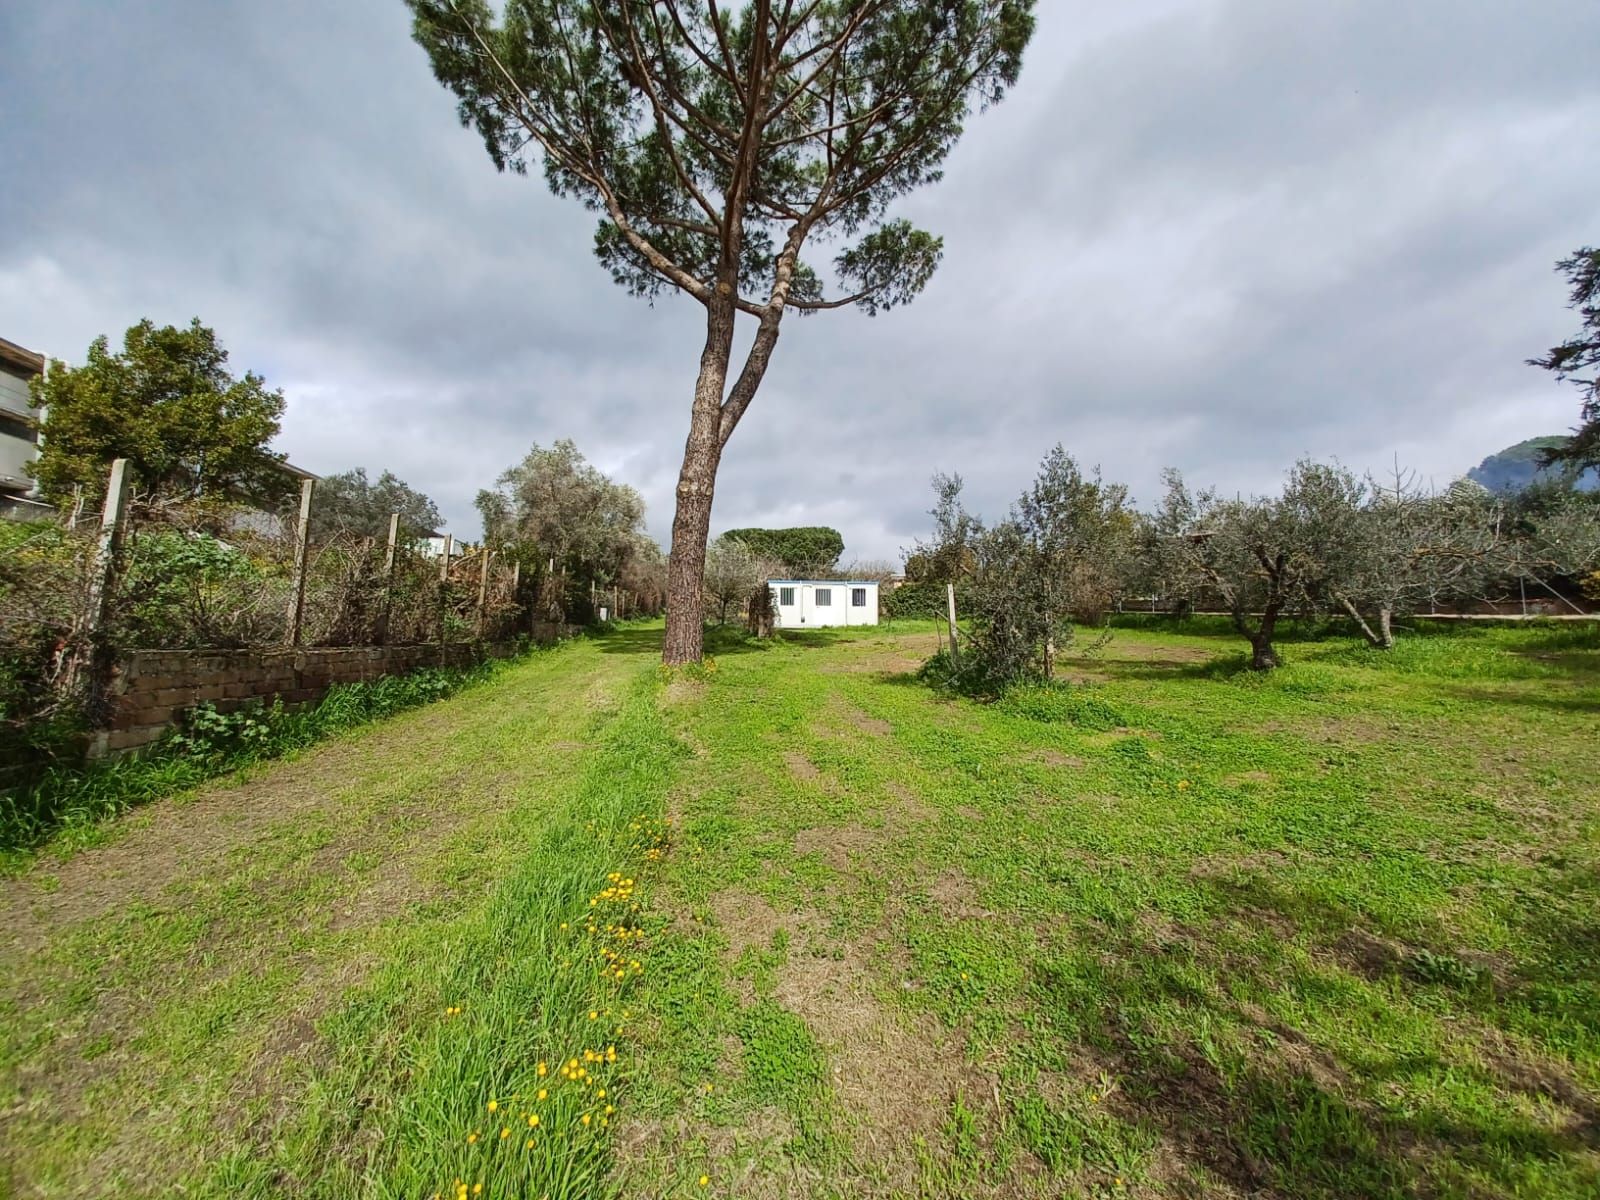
[{"xmin": 89, "ymin": 641, "xmax": 523, "ymax": 758}]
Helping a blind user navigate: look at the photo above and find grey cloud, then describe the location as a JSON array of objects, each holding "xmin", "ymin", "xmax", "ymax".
[{"xmin": 3, "ymin": 0, "xmax": 1597, "ymax": 563}]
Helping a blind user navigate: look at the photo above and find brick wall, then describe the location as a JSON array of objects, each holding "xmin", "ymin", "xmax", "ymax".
[{"xmin": 88, "ymin": 641, "xmax": 525, "ymax": 759}]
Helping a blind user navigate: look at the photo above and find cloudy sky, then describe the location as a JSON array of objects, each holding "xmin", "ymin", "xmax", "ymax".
[{"xmin": 3, "ymin": 0, "xmax": 1596, "ymax": 562}]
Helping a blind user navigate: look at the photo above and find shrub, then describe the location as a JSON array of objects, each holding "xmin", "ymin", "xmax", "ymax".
[{"xmin": 883, "ymin": 581, "xmax": 969, "ymax": 620}]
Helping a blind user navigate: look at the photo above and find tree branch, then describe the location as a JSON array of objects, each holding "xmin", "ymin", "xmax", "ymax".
[{"xmin": 442, "ymin": 0, "xmax": 713, "ymax": 305}]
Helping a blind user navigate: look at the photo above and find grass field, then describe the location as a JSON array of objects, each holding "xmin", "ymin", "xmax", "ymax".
[{"xmin": 1, "ymin": 618, "xmax": 1596, "ymax": 1198}]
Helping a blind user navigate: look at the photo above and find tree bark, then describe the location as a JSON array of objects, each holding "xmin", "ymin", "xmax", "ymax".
[
  {"xmin": 662, "ymin": 295, "xmax": 736, "ymax": 665},
  {"xmin": 1334, "ymin": 592, "xmax": 1397, "ymax": 650},
  {"xmin": 1248, "ymin": 637, "xmax": 1279, "ymax": 670},
  {"xmin": 1247, "ymin": 603, "xmax": 1282, "ymax": 670}
]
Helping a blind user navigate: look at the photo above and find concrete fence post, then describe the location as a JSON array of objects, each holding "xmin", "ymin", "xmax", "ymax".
[
  {"xmin": 437, "ymin": 533, "xmax": 454, "ymax": 644},
  {"xmin": 945, "ymin": 582, "xmax": 960, "ymax": 663},
  {"xmin": 477, "ymin": 548, "xmax": 493, "ymax": 636},
  {"xmin": 284, "ymin": 477, "xmax": 316, "ymax": 647},
  {"xmin": 376, "ymin": 510, "xmax": 400, "ymax": 645},
  {"xmin": 83, "ymin": 457, "xmax": 132, "ymax": 643}
]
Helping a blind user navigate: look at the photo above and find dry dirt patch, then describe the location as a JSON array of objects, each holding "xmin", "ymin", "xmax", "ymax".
[
  {"xmin": 783, "ymin": 751, "xmax": 823, "ymax": 784},
  {"xmin": 813, "ymin": 696, "xmax": 894, "ymax": 739},
  {"xmin": 930, "ymin": 867, "xmax": 995, "ymax": 921},
  {"xmin": 793, "ymin": 825, "xmax": 882, "ymax": 873},
  {"xmin": 1030, "ymin": 749, "xmax": 1086, "ymax": 769},
  {"xmin": 703, "ymin": 887, "xmax": 984, "ymax": 1190}
]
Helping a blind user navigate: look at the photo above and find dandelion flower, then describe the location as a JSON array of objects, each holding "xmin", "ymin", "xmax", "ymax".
[
  {"xmin": 537, "ymin": 1089, "xmax": 548, "ymax": 1101},
  {"xmin": 699, "ymin": 1176, "xmax": 710, "ymax": 1188},
  {"xmin": 467, "ymin": 1132, "xmax": 479, "ymax": 1145},
  {"xmin": 525, "ymin": 1138, "xmax": 535, "ymax": 1149},
  {"xmin": 528, "ymin": 1114, "xmax": 541, "ymax": 1128},
  {"xmin": 582, "ymin": 1114, "xmax": 592, "ymax": 1126},
  {"xmin": 488, "ymin": 1100, "xmax": 498, "ymax": 1113}
]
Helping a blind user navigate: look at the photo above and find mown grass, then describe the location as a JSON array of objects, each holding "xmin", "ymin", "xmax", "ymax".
[
  {"xmin": 618, "ymin": 617, "xmax": 1600, "ymax": 1198},
  {"xmin": 0, "ymin": 648, "xmax": 537, "ymax": 872},
  {"xmin": 3, "ymin": 618, "xmax": 1597, "ymax": 1198}
]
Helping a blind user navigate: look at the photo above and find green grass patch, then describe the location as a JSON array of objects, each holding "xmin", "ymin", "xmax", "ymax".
[{"xmin": 0, "ymin": 646, "xmax": 537, "ymax": 870}]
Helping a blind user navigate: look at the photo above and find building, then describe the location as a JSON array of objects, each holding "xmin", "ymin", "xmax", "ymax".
[
  {"xmin": 0, "ymin": 337, "xmax": 49, "ymax": 518},
  {"xmin": 769, "ymin": 579, "xmax": 880, "ymax": 628}
]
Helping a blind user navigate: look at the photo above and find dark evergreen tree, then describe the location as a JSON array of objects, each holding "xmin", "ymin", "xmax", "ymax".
[
  {"xmin": 28, "ymin": 319, "xmax": 286, "ymax": 505},
  {"xmin": 1530, "ymin": 247, "xmax": 1600, "ymax": 471},
  {"xmin": 406, "ymin": 0, "xmax": 1036, "ymax": 662}
]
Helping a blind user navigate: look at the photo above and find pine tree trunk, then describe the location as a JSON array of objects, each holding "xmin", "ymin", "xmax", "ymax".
[{"xmin": 662, "ymin": 299, "xmax": 735, "ymax": 665}]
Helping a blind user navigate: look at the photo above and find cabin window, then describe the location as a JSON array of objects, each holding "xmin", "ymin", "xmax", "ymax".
[
  {"xmin": 814, "ymin": 588, "xmax": 832, "ymax": 606},
  {"xmin": 779, "ymin": 587, "xmax": 795, "ymax": 606},
  {"xmin": 852, "ymin": 588, "xmax": 867, "ymax": 607}
]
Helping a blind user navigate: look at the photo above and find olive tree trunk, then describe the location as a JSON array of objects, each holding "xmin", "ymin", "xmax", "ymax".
[{"xmin": 1335, "ymin": 593, "xmax": 1397, "ymax": 650}]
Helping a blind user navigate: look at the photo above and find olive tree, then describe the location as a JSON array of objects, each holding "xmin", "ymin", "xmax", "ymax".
[
  {"xmin": 1155, "ymin": 465, "xmax": 1331, "ymax": 671},
  {"xmin": 477, "ymin": 438, "xmax": 652, "ymax": 618},
  {"xmin": 918, "ymin": 449, "xmax": 1134, "ymax": 687},
  {"xmin": 1304, "ymin": 467, "xmax": 1515, "ymax": 647},
  {"xmin": 310, "ymin": 467, "xmax": 445, "ymax": 542},
  {"xmin": 407, "ymin": 0, "xmax": 1036, "ymax": 663},
  {"xmin": 1016, "ymin": 446, "xmax": 1137, "ymax": 630},
  {"xmin": 703, "ymin": 534, "xmax": 776, "ymax": 624}
]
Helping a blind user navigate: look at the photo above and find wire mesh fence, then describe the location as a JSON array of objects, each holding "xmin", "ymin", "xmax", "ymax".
[{"xmin": 1, "ymin": 464, "xmax": 534, "ymax": 770}]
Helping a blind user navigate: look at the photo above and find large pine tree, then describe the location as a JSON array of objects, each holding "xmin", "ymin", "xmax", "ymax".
[
  {"xmin": 1530, "ymin": 247, "xmax": 1600, "ymax": 472},
  {"xmin": 406, "ymin": 0, "xmax": 1036, "ymax": 662}
]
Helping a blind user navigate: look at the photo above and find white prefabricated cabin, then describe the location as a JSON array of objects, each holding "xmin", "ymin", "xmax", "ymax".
[{"xmin": 769, "ymin": 580, "xmax": 880, "ymax": 628}]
